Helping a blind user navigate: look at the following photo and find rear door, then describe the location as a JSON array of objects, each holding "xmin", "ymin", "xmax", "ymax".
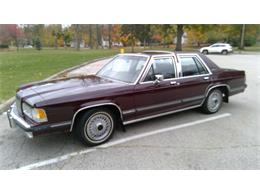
[{"xmin": 176, "ymin": 54, "xmax": 212, "ymax": 107}]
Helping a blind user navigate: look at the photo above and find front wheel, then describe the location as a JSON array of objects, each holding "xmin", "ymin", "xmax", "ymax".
[
  {"xmin": 75, "ymin": 108, "xmax": 115, "ymax": 146},
  {"xmin": 201, "ymin": 89, "xmax": 223, "ymax": 114},
  {"xmin": 221, "ymin": 50, "xmax": 228, "ymax": 55},
  {"xmin": 202, "ymin": 50, "xmax": 208, "ymax": 55}
]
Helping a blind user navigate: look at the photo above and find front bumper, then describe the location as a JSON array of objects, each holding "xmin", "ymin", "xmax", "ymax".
[
  {"xmin": 7, "ymin": 104, "xmax": 34, "ymax": 138},
  {"xmin": 7, "ymin": 104, "xmax": 71, "ymax": 138}
]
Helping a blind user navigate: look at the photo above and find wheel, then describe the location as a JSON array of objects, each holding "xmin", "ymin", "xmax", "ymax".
[
  {"xmin": 75, "ymin": 108, "xmax": 115, "ymax": 146},
  {"xmin": 201, "ymin": 89, "xmax": 223, "ymax": 114},
  {"xmin": 221, "ymin": 50, "xmax": 228, "ymax": 55},
  {"xmin": 202, "ymin": 50, "xmax": 208, "ymax": 55}
]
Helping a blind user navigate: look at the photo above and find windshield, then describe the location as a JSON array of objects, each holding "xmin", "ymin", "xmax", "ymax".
[{"xmin": 97, "ymin": 55, "xmax": 148, "ymax": 83}]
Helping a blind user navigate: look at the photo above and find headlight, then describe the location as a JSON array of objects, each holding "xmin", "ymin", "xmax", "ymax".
[{"xmin": 22, "ymin": 103, "xmax": 48, "ymax": 122}]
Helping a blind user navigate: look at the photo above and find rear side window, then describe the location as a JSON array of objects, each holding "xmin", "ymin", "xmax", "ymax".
[{"xmin": 180, "ymin": 57, "xmax": 209, "ymax": 77}]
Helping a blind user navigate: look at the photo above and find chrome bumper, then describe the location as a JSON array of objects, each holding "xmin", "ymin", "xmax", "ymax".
[{"xmin": 7, "ymin": 104, "xmax": 33, "ymax": 138}]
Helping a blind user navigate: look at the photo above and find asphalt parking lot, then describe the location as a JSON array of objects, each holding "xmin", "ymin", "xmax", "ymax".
[{"xmin": 0, "ymin": 53, "xmax": 259, "ymax": 170}]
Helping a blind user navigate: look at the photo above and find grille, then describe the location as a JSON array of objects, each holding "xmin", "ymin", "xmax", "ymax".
[{"xmin": 16, "ymin": 95, "xmax": 22, "ymax": 115}]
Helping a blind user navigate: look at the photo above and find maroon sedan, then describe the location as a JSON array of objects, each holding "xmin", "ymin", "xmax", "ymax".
[{"xmin": 7, "ymin": 51, "xmax": 247, "ymax": 146}]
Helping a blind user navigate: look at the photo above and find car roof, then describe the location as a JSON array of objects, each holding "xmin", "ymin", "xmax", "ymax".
[
  {"xmin": 212, "ymin": 43, "xmax": 230, "ymax": 45},
  {"xmin": 140, "ymin": 50, "xmax": 174, "ymax": 55}
]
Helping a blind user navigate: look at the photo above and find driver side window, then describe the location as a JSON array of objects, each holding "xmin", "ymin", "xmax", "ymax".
[{"xmin": 144, "ymin": 58, "xmax": 176, "ymax": 82}]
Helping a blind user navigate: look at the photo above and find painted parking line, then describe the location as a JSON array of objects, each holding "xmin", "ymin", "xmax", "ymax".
[{"xmin": 17, "ymin": 113, "xmax": 231, "ymax": 170}]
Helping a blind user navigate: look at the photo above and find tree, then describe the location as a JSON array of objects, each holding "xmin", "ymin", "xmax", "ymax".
[
  {"xmin": 121, "ymin": 24, "xmax": 137, "ymax": 52},
  {"xmin": 239, "ymin": 24, "xmax": 246, "ymax": 50},
  {"xmin": 135, "ymin": 24, "xmax": 152, "ymax": 48},
  {"xmin": 155, "ymin": 24, "xmax": 175, "ymax": 48},
  {"xmin": 35, "ymin": 37, "xmax": 42, "ymax": 50},
  {"xmin": 111, "ymin": 24, "xmax": 122, "ymax": 44},
  {"xmin": 88, "ymin": 25, "xmax": 93, "ymax": 49},
  {"xmin": 121, "ymin": 24, "xmax": 152, "ymax": 52},
  {"xmin": 63, "ymin": 27, "xmax": 73, "ymax": 47},
  {"xmin": 0, "ymin": 24, "xmax": 23, "ymax": 51},
  {"xmin": 108, "ymin": 24, "xmax": 112, "ymax": 49},
  {"xmin": 96, "ymin": 24, "xmax": 102, "ymax": 49},
  {"xmin": 175, "ymin": 24, "xmax": 184, "ymax": 51}
]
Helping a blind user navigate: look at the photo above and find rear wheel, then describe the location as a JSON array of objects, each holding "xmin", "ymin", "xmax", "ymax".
[
  {"xmin": 221, "ymin": 50, "xmax": 228, "ymax": 55},
  {"xmin": 75, "ymin": 108, "xmax": 115, "ymax": 146},
  {"xmin": 202, "ymin": 50, "xmax": 208, "ymax": 55},
  {"xmin": 201, "ymin": 89, "xmax": 223, "ymax": 114}
]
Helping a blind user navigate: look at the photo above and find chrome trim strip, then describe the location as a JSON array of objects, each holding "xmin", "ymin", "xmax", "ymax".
[
  {"xmin": 122, "ymin": 109, "xmax": 136, "ymax": 115},
  {"xmin": 50, "ymin": 121, "xmax": 72, "ymax": 128},
  {"xmin": 205, "ymin": 84, "xmax": 230, "ymax": 98},
  {"xmin": 123, "ymin": 104, "xmax": 201, "ymax": 125},
  {"xmin": 136, "ymin": 100, "xmax": 181, "ymax": 112},
  {"xmin": 182, "ymin": 95, "xmax": 205, "ymax": 103},
  {"xmin": 70, "ymin": 102, "xmax": 123, "ymax": 132},
  {"xmin": 9, "ymin": 104, "xmax": 31, "ymax": 129}
]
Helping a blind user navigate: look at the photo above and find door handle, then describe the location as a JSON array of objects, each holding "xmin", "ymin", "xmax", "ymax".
[
  {"xmin": 170, "ymin": 81, "xmax": 180, "ymax": 86},
  {"xmin": 203, "ymin": 76, "xmax": 210, "ymax": 80}
]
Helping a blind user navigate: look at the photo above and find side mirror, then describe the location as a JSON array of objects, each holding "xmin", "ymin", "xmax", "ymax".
[{"xmin": 154, "ymin": 74, "xmax": 164, "ymax": 84}]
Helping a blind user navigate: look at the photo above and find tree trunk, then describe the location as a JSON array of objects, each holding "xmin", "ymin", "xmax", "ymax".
[
  {"xmin": 75, "ymin": 24, "xmax": 80, "ymax": 51},
  {"xmin": 108, "ymin": 24, "xmax": 112, "ymax": 49},
  {"xmin": 15, "ymin": 39, "xmax": 19, "ymax": 52},
  {"xmin": 131, "ymin": 37, "xmax": 134, "ymax": 53},
  {"xmin": 239, "ymin": 24, "xmax": 245, "ymax": 50},
  {"xmin": 54, "ymin": 33, "xmax": 58, "ymax": 49},
  {"xmin": 96, "ymin": 24, "xmax": 100, "ymax": 49},
  {"xmin": 89, "ymin": 25, "xmax": 93, "ymax": 49},
  {"xmin": 175, "ymin": 24, "xmax": 184, "ymax": 51}
]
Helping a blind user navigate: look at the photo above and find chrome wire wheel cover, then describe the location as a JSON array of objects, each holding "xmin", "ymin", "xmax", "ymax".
[
  {"xmin": 84, "ymin": 112, "xmax": 113, "ymax": 143},
  {"xmin": 207, "ymin": 91, "xmax": 222, "ymax": 112}
]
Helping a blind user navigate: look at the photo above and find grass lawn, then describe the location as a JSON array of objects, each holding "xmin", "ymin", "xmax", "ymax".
[
  {"xmin": 0, "ymin": 48, "xmax": 120, "ymax": 103},
  {"xmin": 0, "ymin": 46, "xmax": 259, "ymax": 103}
]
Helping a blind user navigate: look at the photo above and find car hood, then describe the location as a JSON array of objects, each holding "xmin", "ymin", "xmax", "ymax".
[
  {"xmin": 17, "ymin": 75, "xmax": 128, "ymax": 107},
  {"xmin": 200, "ymin": 46, "xmax": 208, "ymax": 50}
]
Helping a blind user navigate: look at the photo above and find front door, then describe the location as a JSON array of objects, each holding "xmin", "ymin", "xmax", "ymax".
[{"xmin": 133, "ymin": 56, "xmax": 182, "ymax": 118}]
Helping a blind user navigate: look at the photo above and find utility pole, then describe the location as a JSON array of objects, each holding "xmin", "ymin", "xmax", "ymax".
[{"xmin": 239, "ymin": 24, "xmax": 245, "ymax": 50}]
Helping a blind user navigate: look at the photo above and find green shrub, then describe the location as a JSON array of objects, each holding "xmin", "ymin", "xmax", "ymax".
[
  {"xmin": 35, "ymin": 38, "xmax": 42, "ymax": 50},
  {"xmin": 0, "ymin": 44, "xmax": 9, "ymax": 49}
]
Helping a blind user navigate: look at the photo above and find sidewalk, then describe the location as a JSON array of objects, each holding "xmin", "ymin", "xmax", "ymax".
[{"xmin": 65, "ymin": 58, "xmax": 111, "ymax": 77}]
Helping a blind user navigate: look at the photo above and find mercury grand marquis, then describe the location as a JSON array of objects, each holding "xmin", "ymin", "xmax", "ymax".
[{"xmin": 7, "ymin": 51, "xmax": 247, "ymax": 146}]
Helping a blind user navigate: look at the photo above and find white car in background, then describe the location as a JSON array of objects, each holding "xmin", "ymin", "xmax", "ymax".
[
  {"xmin": 23, "ymin": 45, "xmax": 33, "ymax": 48},
  {"xmin": 200, "ymin": 43, "xmax": 233, "ymax": 55}
]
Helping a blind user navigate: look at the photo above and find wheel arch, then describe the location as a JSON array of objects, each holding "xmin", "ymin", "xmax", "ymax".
[
  {"xmin": 204, "ymin": 84, "xmax": 230, "ymax": 103},
  {"xmin": 70, "ymin": 103, "xmax": 123, "ymax": 132}
]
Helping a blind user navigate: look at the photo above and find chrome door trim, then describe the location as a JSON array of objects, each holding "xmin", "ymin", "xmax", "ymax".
[
  {"xmin": 136, "ymin": 100, "xmax": 182, "ymax": 112},
  {"xmin": 50, "ymin": 121, "xmax": 72, "ymax": 128},
  {"xmin": 123, "ymin": 104, "xmax": 201, "ymax": 125}
]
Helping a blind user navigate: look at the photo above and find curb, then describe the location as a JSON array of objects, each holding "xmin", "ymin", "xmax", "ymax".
[{"xmin": 0, "ymin": 56, "xmax": 111, "ymax": 114}]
